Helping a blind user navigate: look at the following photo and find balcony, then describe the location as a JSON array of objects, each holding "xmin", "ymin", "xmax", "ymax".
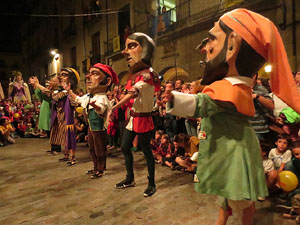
[{"xmin": 135, "ymin": 0, "xmax": 269, "ymax": 41}]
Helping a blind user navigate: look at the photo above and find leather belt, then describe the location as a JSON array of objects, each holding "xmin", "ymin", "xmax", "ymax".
[{"xmin": 130, "ymin": 110, "xmax": 153, "ymax": 118}]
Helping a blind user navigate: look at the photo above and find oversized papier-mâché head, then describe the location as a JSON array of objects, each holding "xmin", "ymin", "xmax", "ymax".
[
  {"xmin": 122, "ymin": 32, "xmax": 155, "ymax": 73},
  {"xmin": 199, "ymin": 8, "xmax": 300, "ymax": 113}
]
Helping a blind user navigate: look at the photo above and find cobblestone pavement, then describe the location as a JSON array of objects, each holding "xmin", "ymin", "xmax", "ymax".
[{"xmin": 0, "ymin": 138, "xmax": 297, "ymax": 225}]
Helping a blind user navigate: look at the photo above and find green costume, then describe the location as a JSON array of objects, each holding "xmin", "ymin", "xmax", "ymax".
[
  {"xmin": 193, "ymin": 94, "xmax": 268, "ymax": 201},
  {"xmin": 167, "ymin": 85, "xmax": 268, "ymax": 202},
  {"xmin": 34, "ymin": 89, "xmax": 51, "ymax": 131}
]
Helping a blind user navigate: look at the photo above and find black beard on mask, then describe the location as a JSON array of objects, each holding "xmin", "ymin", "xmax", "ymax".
[{"xmin": 201, "ymin": 38, "xmax": 229, "ymax": 85}]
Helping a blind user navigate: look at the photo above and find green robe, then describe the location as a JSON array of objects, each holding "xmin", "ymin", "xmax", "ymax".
[
  {"xmin": 193, "ymin": 94, "xmax": 268, "ymax": 201},
  {"xmin": 34, "ymin": 89, "xmax": 51, "ymax": 131}
]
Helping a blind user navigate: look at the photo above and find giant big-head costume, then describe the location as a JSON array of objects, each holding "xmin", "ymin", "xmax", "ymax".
[
  {"xmin": 86, "ymin": 63, "xmax": 119, "ymax": 94},
  {"xmin": 200, "ymin": 8, "xmax": 300, "ymax": 113},
  {"xmin": 123, "ymin": 32, "xmax": 155, "ymax": 73},
  {"xmin": 61, "ymin": 67, "xmax": 80, "ymax": 91}
]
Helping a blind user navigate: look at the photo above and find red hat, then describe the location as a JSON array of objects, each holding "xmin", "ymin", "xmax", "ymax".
[{"xmin": 92, "ymin": 63, "xmax": 119, "ymax": 84}]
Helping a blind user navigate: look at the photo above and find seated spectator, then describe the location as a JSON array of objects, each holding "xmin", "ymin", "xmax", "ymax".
[
  {"xmin": 259, "ymin": 140, "xmax": 277, "ymax": 198},
  {"xmin": 0, "ymin": 117, "xmax": 15, "ymax": 145},
  {"xmin": 276, "ymin": 107, "xmax": 300, "ymax": 143},
  {"xmin": 269, "ymin": 134, "xmax": 292, "ymax": 172},
  {"xmin": 267, "ymin": 134, "xmax": 292, "ymax": 194},
  {"xmin": 163, "ymin": 133, "xmax": 186, "ymax": 169},
  {"xmin": 151, "ymin": 130, "xmax": 163, "ymax": 153},
  {"xmin": 17, "ymin": 120, "xmax": 26, "ymax": 138},
  {"xmin": 74, "ymin": 116, "xmax": 87, "ymax": 143},
  {"xmin": 175, "ymin": 136, "xmax": 200, "ymax": 173},
  {"xmin": 24, "ymin": 123, "xmax": 40, "ymax": 138},
  {"xmin": 153, "ymin": 134, "xmax": 172, "ymax": 164},
  {"xmin": 277, "ymin": 142, "xmax": 300, "ymax": 220},
  {"xmin": 284, "ymin": 141, "xmax": 300, "ymax": 190}
]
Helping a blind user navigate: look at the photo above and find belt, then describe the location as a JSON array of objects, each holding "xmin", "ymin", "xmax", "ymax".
[{"xmin": 130, "ymin": 110, "xmax": 153, "ymax": 118}]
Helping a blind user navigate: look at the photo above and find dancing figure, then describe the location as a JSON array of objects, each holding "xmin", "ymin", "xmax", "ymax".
[
  {"xmin": 164, "ymin": 8, "xmax": 300, "ymax": 224},
  {"xmin": 8, "ymin": 71, "xmax": 31, "ymax": 103},
  {"xmin": 112, "ymin": 32, "xmax": 160, "ymax": 197}
]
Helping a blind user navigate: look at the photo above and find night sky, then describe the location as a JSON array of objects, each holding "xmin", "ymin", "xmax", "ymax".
[{"xmin": 0, "ymin": 1, "xmax": 34, "ymax": 53}]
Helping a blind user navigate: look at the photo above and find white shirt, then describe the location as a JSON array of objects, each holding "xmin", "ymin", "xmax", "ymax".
[
  {"xmin": 75, "ymin": 93, "xmax": 111, "ymax": 129},
  {"xmin": 262, "ymin": 158, "xmax": 274, "ymax": 173},
  {"xmin": 126, "ymin": 80, "xmax": 155, "ymax": 131},
  {"xmin": 167, "ymin": 76, "xmax": 253, "ymax": 117},
  {"xmin": 268, "ymin": 148, "xmax": 292, "ymax": 170}
]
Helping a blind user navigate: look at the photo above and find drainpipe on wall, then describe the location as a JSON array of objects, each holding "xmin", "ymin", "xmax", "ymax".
[
  {"xmin": 292, "ymin": 0, "xmax": 297, "ymax": 69},
  {"xmin": 106, "ymin": 0, "xmax": 109, "ymax": 56}
]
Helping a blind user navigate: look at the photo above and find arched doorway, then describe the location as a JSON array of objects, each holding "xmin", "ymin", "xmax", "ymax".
[{"xmin": 159, "ymin": 67, "xmax": 189, "ymax": 82}]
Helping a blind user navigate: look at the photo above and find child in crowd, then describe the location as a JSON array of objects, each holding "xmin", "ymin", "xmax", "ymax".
[
  {"xmin": 259, "ymin": 140, "xmax": 277, "ymax": 200},
  {"xmin": 24, "ymin": 122, "xmax": 40, "ymax": 138},
  {"xmin": 269, "ymin": 134, "xmax": 292, "ymax": 172},
  {"xmin": 284, "ymin": 141, "xmax": 300, "ymax": 191},
  {"xmin": 276, "ymin": 107, "xmax": 300, "ymax": 143},
  {"xmin": 267, "ymin": 134, "xmax": 292, "ymax": 194},
  {"xmin": 0, "ymin": 117, "xmax": 15, "ymax": 145},
  {"xmin": 276, "ymin": 142, "xmax": 300, "ymax": 221},
  {"xmin": 153, "ymin": 134, "xmax": 173, "ymax": 164},
  {"xmin": 74, "ymin": 116, "xmax": 87, "ymax": 143},
  {"xmin": 17, "ymin": 120, "xmax": 26, "ymax": 138},
  {"xmin": 175, "ymin": 136, "xmax": 200, "ymax": 173},
  {"xmin": 151, "ymin": 130, "xmax": 163, "ymax": 153},
  {"xmin": 163, "ymin": 133, "xmax": 186, "ymax": 169}
]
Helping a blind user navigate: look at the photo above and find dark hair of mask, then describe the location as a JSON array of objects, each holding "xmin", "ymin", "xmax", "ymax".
[
  {"xmin": 219, "ymin": 20, "xmax": 266, "ymax": 78},
  {"xmin": 98, "ymin": 69, "xmax": 112, "ymax": 89},
  {"xmin": 61, "ymin": 68, "xmax": 78, "ymax": 90},
  {"xmin": 127, "ymin": 33, "xmax": 155, "ymax": 67}
]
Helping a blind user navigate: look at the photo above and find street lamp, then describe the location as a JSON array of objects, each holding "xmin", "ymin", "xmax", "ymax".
[
  {"xmin": 264, "ymin": 64, "xmax": 272, "ymax": 73},
  {"xmin": 50, "ymin": 50, "xmax": 56, "ymax": 56},
  {"xmin": 54, "ymin": 53, "xmax": 60, "ymax": 60}
]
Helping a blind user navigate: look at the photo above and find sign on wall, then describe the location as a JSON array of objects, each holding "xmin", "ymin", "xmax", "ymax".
[
  {"xmin": 225, "ymin": 0, "xmax": 243, "ymax": 8},
  {"xmin": 113, "ymin": 35, "xmax": 120, "ymax": 52}
]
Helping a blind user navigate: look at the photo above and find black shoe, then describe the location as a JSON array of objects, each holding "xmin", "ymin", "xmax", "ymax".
[
  {"xmin": 86, "ymin": 169, "xmax": 95, "ymax": 174},
  {"xmin": 67, "ymin": 159, "xmax": 77, "ymax": 166},
  {"xmin": 91, "ymin": 171, "xmax": 103, "ymax": 179},
  {"xmin": 144, "ymin": 184, "xmax": 156, "ymax": 197},
  {"xmin": 48, "ymin": 151, "xmax": 59, "ymax": 156},
  {"xmin": 115, "ymin": 178, "xmax": 135, "ymax": 189},
  {"xmin": 59, "ymin": 157, "xmax": 69, "ymax": 162}
]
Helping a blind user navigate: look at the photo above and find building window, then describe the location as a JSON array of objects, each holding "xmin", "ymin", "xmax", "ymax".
[
  {"xmin": 91, "ymin": 32, "xmax": 100, "ymax": 64},
  {"xmin": 71, "ymin": 46, "xmax": 77, "ymax": 69},
  {"xmin": 118, "ymin": 4, "xmax": 130, "ymax": 47}
]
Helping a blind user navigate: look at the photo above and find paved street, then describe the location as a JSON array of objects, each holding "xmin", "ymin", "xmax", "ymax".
[{"xmin": 0, "ymin": 138, "xmax": 297, "ymax": 225}]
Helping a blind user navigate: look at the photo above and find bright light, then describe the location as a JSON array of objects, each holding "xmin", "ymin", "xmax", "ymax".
[
  {"xmin": 265, "ymin": 65, "xmax": 272, "ymax": 73},
  {"xmin": 54, "ymin": 53, "xmax": 60, "ymax": 60},
  {"xmin": 51, "ymin": 50, "xmax": 56, "ymax": 55}
]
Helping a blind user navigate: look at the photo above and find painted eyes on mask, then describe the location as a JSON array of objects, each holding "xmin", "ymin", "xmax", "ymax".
[{"xmin": 127, "ymin": 42, "xmax": 138, "ymax": 50}]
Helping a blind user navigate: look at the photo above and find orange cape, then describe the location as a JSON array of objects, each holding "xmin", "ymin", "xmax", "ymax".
[{"xmin": 202, "ymin": 79, "xmax": 255, "ymax": 117}]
